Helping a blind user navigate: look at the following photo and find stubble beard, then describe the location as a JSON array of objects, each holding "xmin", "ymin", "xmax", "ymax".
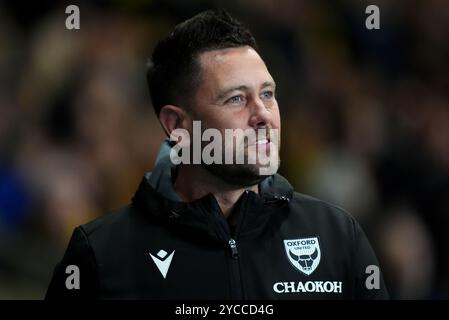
[{"xmin": 200, "ymin": 138, "xmax": 281, "ymax": 187}]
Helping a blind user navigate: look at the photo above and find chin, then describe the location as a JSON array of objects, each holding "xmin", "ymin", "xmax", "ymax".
[{"xmin": 202, "ymin": 163, "xmax": 277, "ymax": 187}]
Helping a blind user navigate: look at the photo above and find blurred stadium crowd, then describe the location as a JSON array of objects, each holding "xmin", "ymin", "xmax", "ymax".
[{"xmin": 0, "ymin": 0, "xmax": 448, "ymax": 299}]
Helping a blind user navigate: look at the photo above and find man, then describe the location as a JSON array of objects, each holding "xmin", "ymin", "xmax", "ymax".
[{"xmin": 46, "ymin": 10, "xmax": 388, "ymax": 299}]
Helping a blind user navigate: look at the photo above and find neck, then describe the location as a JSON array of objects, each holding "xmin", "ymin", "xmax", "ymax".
[{"xmin": 173, "ymin": 164, "xmax": 258, "ymax": 219}]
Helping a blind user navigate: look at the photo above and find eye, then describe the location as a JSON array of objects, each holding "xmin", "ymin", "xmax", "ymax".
[
  {"xmin": 226, "ymin": 95, "xmax": 245, "ymax": 105},
  {"xmin": 261, "ymin": 91, "xmax": 274, "ymax": 100}
]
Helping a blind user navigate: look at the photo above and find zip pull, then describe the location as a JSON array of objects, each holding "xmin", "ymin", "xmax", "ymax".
[{"xmin": 228, "ymin": 238, "xmax": 239, "ymax": 259}]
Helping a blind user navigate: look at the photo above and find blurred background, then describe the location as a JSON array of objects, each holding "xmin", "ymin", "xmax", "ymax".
[{"xmin": 1, "ymin": 0, "xmax": 448, "ymax": 299}]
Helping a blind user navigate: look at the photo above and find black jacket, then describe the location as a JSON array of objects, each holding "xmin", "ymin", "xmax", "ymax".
[{"xmin": 46, "ymin": 167, "xmax": 389, "ymax": 299}]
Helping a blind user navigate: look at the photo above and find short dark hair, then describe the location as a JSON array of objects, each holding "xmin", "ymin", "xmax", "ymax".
[{"xmin": 146, "ymin": 10, "xmax": 258, "ymax": 116}]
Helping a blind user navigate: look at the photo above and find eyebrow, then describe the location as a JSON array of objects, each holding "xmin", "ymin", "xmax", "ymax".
[{"xmin": 216, "ymin": 81, "xmax": 276, "ymax": 101}]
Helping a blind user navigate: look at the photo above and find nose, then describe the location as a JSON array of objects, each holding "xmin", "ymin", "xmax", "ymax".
[{"xmin": 248, "ymin": 96, "xmax": 271, "ymax": 129}]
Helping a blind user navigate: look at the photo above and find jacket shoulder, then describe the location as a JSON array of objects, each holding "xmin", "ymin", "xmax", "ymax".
[
  {"xmin": 291, "ymin": 191, "xmax": 354, "ymax": 220},
  {"xmin": 78, "ymin": 205, "xmax": 133, "ymax": 237},
  {"xmin": 289, "ymin": 191, "xmax": 360, "ymax": 237}
]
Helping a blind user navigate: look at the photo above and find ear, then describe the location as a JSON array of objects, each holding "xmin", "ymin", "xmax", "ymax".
[{"xmin": 158, "ymin": 105, "xmax": 189, "ymax": 137}]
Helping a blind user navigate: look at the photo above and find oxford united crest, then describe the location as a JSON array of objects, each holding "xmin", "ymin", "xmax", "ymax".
[{"xmin": 284, "ymin": 237, "xmax": 321, "ymax": 276}]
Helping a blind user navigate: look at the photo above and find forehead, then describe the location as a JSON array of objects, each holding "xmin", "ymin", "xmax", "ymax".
[{"xmin": 197, "ymin": 46, "xmax": 273, "ymax": 90}]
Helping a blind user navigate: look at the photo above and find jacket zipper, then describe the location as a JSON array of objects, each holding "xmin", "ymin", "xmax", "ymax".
[
  {"xmin": 227, "ymin": 236, "xmax": 243, "ymax": 299},
  {"xmin": 228, "ymin": 238, "xmax": 239, "ymax": 259},
  {"xmin": 226, "ymin": 190, "xmax": 251, "ymax": 299}
]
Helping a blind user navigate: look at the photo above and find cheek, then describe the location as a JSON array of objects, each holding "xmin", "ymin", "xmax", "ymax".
[
  {"xmin": 205, "ymin": 110, "xmax": 247, "ymax": 130},
  {"xmin": 271, "ymin": 103, "xmax": 281, "ymax": 129}
]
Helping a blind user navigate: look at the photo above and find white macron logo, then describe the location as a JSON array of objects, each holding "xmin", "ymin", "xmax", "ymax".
[{"xmin": 149, "ymin": 249, "xmax": 175, "ymax": 279}]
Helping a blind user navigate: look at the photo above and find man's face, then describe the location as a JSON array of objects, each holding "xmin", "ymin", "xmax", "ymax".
[{"xmin": 186, "ymin": 46, "xmax": 281, "ymax": 186}]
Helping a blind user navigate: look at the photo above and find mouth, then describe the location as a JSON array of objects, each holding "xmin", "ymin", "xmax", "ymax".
[
  {"xmin": 256, "ymin": 138, "xmax": 270, "ymax": 145},
  {"xmin": 253, "ymin": 137, "xmax": 272, "ymax": 155}
]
